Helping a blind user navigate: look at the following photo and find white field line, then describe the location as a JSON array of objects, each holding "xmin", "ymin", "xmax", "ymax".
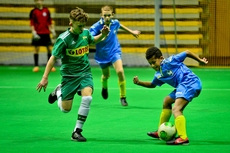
[{"xmin": 0, "ymin": 86, "xmax": 229, "ymax": 91}]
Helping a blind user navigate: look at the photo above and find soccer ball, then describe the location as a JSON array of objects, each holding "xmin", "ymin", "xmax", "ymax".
[{"xmin": 158, "ymin": 122, "xmax": 176, "ymax": 141}]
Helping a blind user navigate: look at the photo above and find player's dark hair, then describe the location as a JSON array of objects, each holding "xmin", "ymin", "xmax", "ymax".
[
  {"xmin": 70, "ymin": 7, "xmax": 89, "ymax": 22},
  {"xmin": 145, "ymin": 46, "xmax": 162, "ymax": 60}
]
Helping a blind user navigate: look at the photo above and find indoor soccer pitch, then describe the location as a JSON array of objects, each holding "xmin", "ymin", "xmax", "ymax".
[{"xmin": 0, "ymin": 66, "xmax": 230, "ymax": 153}]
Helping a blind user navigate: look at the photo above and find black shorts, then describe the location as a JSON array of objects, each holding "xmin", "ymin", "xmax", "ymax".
[{"xmin": 31, "ymin": 34, "xmax": 52, "ymax": 46}]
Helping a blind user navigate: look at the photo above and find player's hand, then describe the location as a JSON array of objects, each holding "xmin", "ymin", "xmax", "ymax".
[
  {"xmin": 200, "ymin": 57, "xmax": 208, "ymax": 65},
  {"xmin": 101, "ymin": 25, "xmax": 110, "ymax": 36},
  {"xmin": 32, "ymin": 31, "xmax": 41, "ymax": 40},
  {"xmin": 132, "ymin": 30, "xmax": 141, "ymax": 38},
  {"xmin": 133, "ymin": 76, "xmax": 139, "ymax": 85},
  {"xmin": 36, "ymin": 78, "xmax": 48, "ymax": 92}
]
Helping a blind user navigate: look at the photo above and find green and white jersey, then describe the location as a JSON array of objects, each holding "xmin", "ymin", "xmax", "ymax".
[{"xmin": 52, "ymin": 28, "xmax": 94, "ymax": 76}]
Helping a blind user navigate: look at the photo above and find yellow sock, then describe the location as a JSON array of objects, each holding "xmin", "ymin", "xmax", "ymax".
[
  {"xmin": 118, "ymin": 80, "xmax": 126, "ymax": 98},
  {"xmin": 158, "ymin": 109, "xmax": 172, "ymax": 127},
  {"xmin": 175, "ymin": 115, "xmax": 187, "ymax": 139},
  {"xmin": 101, "ymin": 78, "xmax": 108, "ymax": 89}
]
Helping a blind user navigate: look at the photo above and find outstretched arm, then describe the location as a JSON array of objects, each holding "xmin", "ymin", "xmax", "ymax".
[
  {"xmin": 120, "ymin": 24, "xmax": 141, "ymax": 38},
  {"xmin": 133, "ymin": 76, "xmax": 156, "ymax": 88},
  {"xmin": 185, "ymin": 50, "xmax": 208, "ymax": 65}
]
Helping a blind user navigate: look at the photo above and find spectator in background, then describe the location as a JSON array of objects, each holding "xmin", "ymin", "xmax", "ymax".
[{"xmin": 30, "ymin": 0, "xmax": 56, "ymax": 72}]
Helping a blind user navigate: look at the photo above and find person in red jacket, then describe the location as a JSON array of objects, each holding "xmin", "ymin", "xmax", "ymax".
[{"xmin": 30, "ymin": 0, "xmax": 56, "ymax": 72}]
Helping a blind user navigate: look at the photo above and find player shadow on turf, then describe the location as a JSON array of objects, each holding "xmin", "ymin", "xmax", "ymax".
[
  {"xmin": 115, "ymin": 105, "xmax": 159, "ymax": 110},
  {"xmin": 191, "ymin": 140, "xmax": 230, "ymax": 146},
  {"xmin": 92, "ymin": 103, "xmax": 159, "ymax": 110},
  {"xmin": 87, "ymin": 138, "xmax": 160, "ymax": 145}
]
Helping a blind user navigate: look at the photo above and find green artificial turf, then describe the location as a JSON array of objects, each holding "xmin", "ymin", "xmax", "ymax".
[{"xmin": 0, "ymin": 66, "xmax": 230, "ymax": 153}]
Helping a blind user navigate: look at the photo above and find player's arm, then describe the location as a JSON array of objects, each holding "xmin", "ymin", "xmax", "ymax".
[
  {"xmin": 49, "ymin": 24, "xmax": 56, "ymax": 38},
  {"xmin": 185, "ymin": 50, "xmax": 208, "ymax": 65},
  {"xmin": 30, "ymin": 11, "xmax": 39, "ymax": 40},
  {"xmin": 29, "ymin": 11, "xmax": 40, "ymax": 40},
  {"xmin": 93, "ymin": 25, "xmax": 110, "ymax": 44},
  {"xmin": 30, "ymin": 25, "xmax": 40, "ymax": 40},
  {"xmin": 133, "ymin": 76, "xmax": 156, "ymax": 88},
  {"xmin": 120, "ymin": 24, "xmax": 141, "ymax": 38},
  {"xmin": 36, "ymin": 56, "xmax": 57, "ymax": 92}
]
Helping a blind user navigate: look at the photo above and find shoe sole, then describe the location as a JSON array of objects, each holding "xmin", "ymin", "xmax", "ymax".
[
  {"xmin": 71, "ymin": 138, "xmax": 87, "ymax": 142},
  {"xmin": 166, "ymin": 142, "xmax": 189, "ymax": 145},
  {"xmin": 147, "ymin": 133, "xmax": 160, "ymax": 139},
  {"xmin": 121, "ymin": 102, "xmax": 128, "ymax": 106}
]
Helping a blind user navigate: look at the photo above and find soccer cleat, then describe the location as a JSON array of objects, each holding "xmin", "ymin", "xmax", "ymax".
[
  {"xmin": 166, "ymin": 137, "xmax": 189, "ymax": 145},
  {"xmin": 51, "ymin": 67, "xmax": 56, "ymax": 72},
  {"xmin": 101, "ymin": 88, "xmax": 108, "ymax": 99},
  {"xmin": 48, "ymin": 84, "xmax": 61, "ymax": 104},
  {"xmin": 147, "ymin": 131, "xmax": 160, "ymax": 139},
  {"xmin": 33, "ymin": 66, "xmax": 39, "ymax": 72},
  {"xmin": 71, "ymin": 128, "xmax": 87, "ymax": 142},
  {"xmin": 120, "ymin": 97, "xmax": 128, "ymax": 106}
]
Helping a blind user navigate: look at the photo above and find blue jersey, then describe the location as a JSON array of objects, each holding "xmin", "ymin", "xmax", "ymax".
[
  {"xmin": 151, "ymin": 52, "xmax": 202, "ymax": 101},
  {"xmin": 90, "ymin": 18, "xmax": 121, "ymax": 63}
]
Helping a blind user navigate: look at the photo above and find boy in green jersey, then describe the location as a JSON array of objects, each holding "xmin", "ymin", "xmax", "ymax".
[{"xmin": 36, "ymin": 7, "xmax": 109, "ymax": 142}]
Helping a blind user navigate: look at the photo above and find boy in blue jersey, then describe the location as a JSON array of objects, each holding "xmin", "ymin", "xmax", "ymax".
[
  {"xmin": 90, "ymin": 5, "xmax": 141, "ymax": 106},
  {"xmin": 133, "ymin": 46, "xmax": 208, "ymax": 145},
  {"xmin": 36, "ymin": 7, "xmax": 109, "ymax": 142}
]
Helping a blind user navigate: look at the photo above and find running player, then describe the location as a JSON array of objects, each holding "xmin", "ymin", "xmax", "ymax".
[
  {"xmin": 90, "ymin": 5, "xmax": 141, "ymax": 106},
  {"xmin": 133, "ymin": 46, "xmax": 208, "ymax": 145},
  {"xmin": 36, "ymin": 7, "xmax": 109, "ymax": 142}
]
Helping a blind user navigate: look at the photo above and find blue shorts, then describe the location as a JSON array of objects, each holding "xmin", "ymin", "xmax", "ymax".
[
  {"xmin": 98, "ymin": 53, "xmax": 121, "ymax": 69},
  {"xmin": 169, "ymin": 79, "xmax": 202, "ymax": 102}
]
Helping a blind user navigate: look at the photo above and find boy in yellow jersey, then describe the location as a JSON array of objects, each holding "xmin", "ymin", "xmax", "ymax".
[
  {"xmin": 36, "ymin": 7, "xmax": 109, "ymax": 142},
  {"xmin": 90, "ymin": 5, "xmax": 141, "ymax": 106},
  {"xmin": 133, "ymin": 46, "xmax": 208, "ymax": 145}
]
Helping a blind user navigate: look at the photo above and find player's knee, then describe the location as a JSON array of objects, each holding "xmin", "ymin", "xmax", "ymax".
[
  {"xmin": 163, "ymin": 96, "xmax": 174, "ymax": 109},
  {"xmin": 60, "ymin": 103, "xmax": 72, "ymax": 113},
  {"xmin": 81, "ymin": 96, "xmax": 92, "ymax": 108},
  {"xmin": 61, "ymin": 107, "xmax": 71, "ymax": 113},
  {"xmin": 116, "ymin": 69, "xmax": 124, "ymax": 75},
  {"xmin": 172, "ymin": 107, "xmax": 182, "ymax": 117}
]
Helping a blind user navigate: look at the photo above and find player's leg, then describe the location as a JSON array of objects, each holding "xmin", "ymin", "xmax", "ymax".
[
  {"xmin": 159, "ymin": 95, "xmax": 174, "ymax": 126},
  {"xmin": 167, "ymin": 81, "xmax": 201, "ymax": 145},
  {"xmin": 72, "ymin": 75, "xmax": 93, "ymax": 142},
  {"xmin": 166, "ymin": 98, "xmax": 189, "ymax": 145},
  {"xmin": 72, "ymin": 86, "xmax": 93, "ymax": 142},
  {"xmin": 147, "ymin": 95, "xmax": 174, "ymax": 138},
  {"xmin": 100, "ymin": 65, "xmax": 110, "ymax": 99},
  {"xmin": 112, "ymin": 58, "xmax": 128, "ymax": 106},
  {"xmin": 33, "ymin": 46, "xmax": 40, "ymax": 72},
  {"xmin": 48, "ymin": 84, "xmax": 73, "ymax": 112}
]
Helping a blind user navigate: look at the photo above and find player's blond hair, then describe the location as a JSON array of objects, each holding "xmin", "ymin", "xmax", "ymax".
[{"xmin": 69, "ymin": 7, "xmax": 89, "ymax": 22}]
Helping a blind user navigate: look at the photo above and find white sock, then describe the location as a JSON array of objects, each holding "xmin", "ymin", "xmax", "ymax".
[
  {"xmin": 74, "ymin": 96, "xmax": 92, "ymax": 130},
  {"xmin": 56, "ymin": 88, "xmax": 68, "ymax": 113}
]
